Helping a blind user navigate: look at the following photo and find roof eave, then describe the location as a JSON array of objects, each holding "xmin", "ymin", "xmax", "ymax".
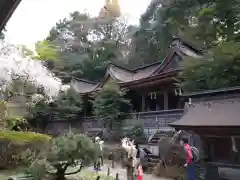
[
  {"xmin": 121, "ymin": 69, "xmax": 181, "ymax": 88},
  {"xmin": 183, "ymin": 86, "xmax": 240, "ymax": 98},
  {"xmin": 0, "ymin": 0, "xmax": 21, "ymax": 32}
]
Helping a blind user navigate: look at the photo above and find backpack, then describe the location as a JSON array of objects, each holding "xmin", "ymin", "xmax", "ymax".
[{"xmin": 191, "ymin": 146, "xmax": 200, "ymax": 163}]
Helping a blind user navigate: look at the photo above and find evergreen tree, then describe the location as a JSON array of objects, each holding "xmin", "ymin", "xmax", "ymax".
[{"xmin": 92, "ymin": 81, "xmax": 131, "ymax": 131}]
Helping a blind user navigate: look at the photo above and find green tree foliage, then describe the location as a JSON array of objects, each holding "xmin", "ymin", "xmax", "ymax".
[
  {"xmin": 92, "ymin": 82, "xmax": 131, "ymax": 131},
  {"xmin": 18, "ymin": 40, "xmax": 60, "ymax": 72},
  {"xmin": 129, "ymin": 0, "xmax": 240, "ymax": 68},
  {"xmin": 25, "ymin": 132, "xmax": 99, "ymax": 180},
  {"xmin": 6, "ymin": 116, "xmax": 28, "ymax": 131},
  {"xmin": 34, "ymin": 40, "xmax": 60, "ymax": 61},
  {"xmin": 0, "ymin": 131, "xmax": 50, "ymax": 169},
  {"xmin": 33, "ymin": 40, "xmax": 60, "ymax": 70},
  {"xmin": 0, "ymin": 28, "xmax": 6, "ymax": 40},
  {"xmin": 148, "ymin": 0, "xmax": 240, "ymax": 91},
  {"xmin": 19, "ymin": 45, "xmax": 35, "ymax": 58},
  {"xmin": 0, "ymin": 101, "xmax": 27, "ymax": 131},
  {"xmin": 27, "ymin": 89, "xmax": 83, "ymax": 130},
  {"xmin": 127, "ymin": 0, "xmax": 172, "ymax": 67},
  {"xmin": 165, "ymin": 0, "xmax": 240, "ymax": 47},
  {"xmin": 0, "ymin": 101, "xmax": 7, "ymax": 129},
  {"xmin": 181, "ymin": 41, "xmax": 240, "ymax": 92},
  {"xmin": 45, "ymin": 11, "xmax": 132, "ymax": 82},
  {"xmin": 0, "ymin": 32, "xmax": 4, "ymax": 40},
  {"xmin": 123, "ymin": 125, "xmax": 146, "ymax": 142}
]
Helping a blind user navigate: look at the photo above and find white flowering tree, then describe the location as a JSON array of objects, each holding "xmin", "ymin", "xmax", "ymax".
[
  {"xmin": 0, "ymin": 41, "xmax": 62, "ymax": 100},
  {"xmin": 0, "ymin": 40, "xmax": 63, "ymax": 129}
]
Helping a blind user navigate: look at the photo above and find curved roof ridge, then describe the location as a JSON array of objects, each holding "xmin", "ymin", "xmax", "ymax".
[
  {"xmin": 107, "ymin": 62, "xmax": 133, "ymax": 72},
  {"xmin": 150, "ymin": 47, "xmax": 179, "ymax": 76},
  {"xmin": 108, "ymin": 61, "xmax": 163, "ymax": 72},
  {"xmin": 171, "ymin": 37, "xmax": 203, "ymax": 53},
  {"xmin": 71, "ymin": 78, "xmax": 99, "ymax": 94},
  {"xmin": 106, "ymin": 63, "xmax": 134, "ymax": 82},
  {"xmin": 72, "ymin": 77, "xmax": 99, "ymax": 84},
  {"xmin": 132, "ymin": 61, "xmax": 162, "ymax": 71}
]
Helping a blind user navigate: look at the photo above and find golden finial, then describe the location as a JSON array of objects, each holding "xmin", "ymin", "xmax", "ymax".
[{"xmin": 99, "ymin": 0, "xmax": 121, "ymax": 18}]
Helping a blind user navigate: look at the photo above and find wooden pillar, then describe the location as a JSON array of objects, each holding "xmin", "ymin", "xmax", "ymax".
[
  {"xmin": 210, "ymin": 143, "xmax": 215, "ymax": 161},
  {"xmin": 141, "ymin": 94, "xmax": 145, "ymax": 112},
  {"xmin": 205, "ymin": 163, "xmax": 220, "ymax": 180},
  {"xmin": 163, "ymin": 91, "xmax": 168, "ymax": 110}
]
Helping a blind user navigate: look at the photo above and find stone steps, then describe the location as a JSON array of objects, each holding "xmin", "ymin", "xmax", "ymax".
[{"xmin": 148, "ymin": 130, "xmax": 175, "ymax": 144}]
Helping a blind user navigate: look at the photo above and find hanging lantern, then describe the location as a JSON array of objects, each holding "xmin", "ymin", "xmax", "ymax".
[
  {"xmin": 174, "ymin": 88, "xmax": 183, "ymax": 96},
  {"xmin": 150, "ymin": 92, "xmax": 156, "ymax": 99}
]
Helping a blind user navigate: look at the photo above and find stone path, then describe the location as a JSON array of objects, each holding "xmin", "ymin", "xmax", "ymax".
[{"xmin": 87, "ymin": 164, "xmax": 171, "ymax": 180}]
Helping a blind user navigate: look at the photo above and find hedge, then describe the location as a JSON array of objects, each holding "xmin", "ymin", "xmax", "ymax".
[
  {"xmin": 0, "ymin": 131, "xmax": 51, "ymax": 169},
  {"xmin": 0, "ymin": 131, "xmax": 51, "ymax": 144}
]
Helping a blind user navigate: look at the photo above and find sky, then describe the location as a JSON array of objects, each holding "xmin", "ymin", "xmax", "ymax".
[{"xmin": 5, "ymin": 0, "xmax": 151, "ymax": 48}]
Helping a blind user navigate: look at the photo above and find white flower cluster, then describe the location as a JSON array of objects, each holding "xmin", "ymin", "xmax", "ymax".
[
  {"xmin": 0, "ymin": 41, "xmax": 62, "ymax": 99},
  {"xmin": 121, "ymin": 137, "xmax": 137, "ymax": 159}
]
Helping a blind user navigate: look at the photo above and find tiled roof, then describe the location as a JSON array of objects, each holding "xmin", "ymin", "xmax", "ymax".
[
  {"xmin": 106, "ymin": 62, "xmax": 161, "ymax": 83},
  {"xmin": 71, "ymin": 79, "xmax": 99, "ymax": 94},
  {"xmin": 71, "ymin": 62, "xmax": 163, "ymax": 93},
  {"xmin": 71, "ymin": 38, "xmax": 202, "ymax": 94},
  {"xmin": 171, "ymin": 97, "xmax": 240, "ymax": 127}
]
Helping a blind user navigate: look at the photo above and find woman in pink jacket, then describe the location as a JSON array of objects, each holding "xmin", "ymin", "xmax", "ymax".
[{"xmin": 180, "ymin": 138, "xmax": 195, "ymax": 180}]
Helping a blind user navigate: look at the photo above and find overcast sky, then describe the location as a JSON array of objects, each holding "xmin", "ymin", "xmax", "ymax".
[{"xmin": 5, "ymin": 0, "xmax": 151, "ymax": 48}]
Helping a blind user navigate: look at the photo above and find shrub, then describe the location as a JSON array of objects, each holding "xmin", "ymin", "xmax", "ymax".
[
  {"xmin": 123, "ymin": 125, "xmax": 147, "ymax": 143},
  {"xmin": 0, "ymin": 131, "xmax": 50, "ymax": 143},
  {"xmin": 153, "ymin": 163, "xmax": 186, "ymax": 179},
  {"xmin": 0, "ymin": 176, "xmax": 8, "ymax": 180},
  {"xmin": 26, "ymin": 132, "xmax": 100, "ymax": 180},
  {"xmin": 0, "ymin": 131, "xmax": 51, "ymax": 169},
  {"xmin": 152, "ymin": 143, "xmax": 187, "ymax": 179},
  {"xmin": 5, "ymin": 116, "xmax": 29, "ymax": 131},
  {"xmin": 93, "ymin": 81, "xmax": 131, "ymax": 132},
  {"xmin": 102, "ymin": 144, "xmax": 126, "ymax": 163}
]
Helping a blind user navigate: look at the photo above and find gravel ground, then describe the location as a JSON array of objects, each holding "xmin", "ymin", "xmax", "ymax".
[
  {"xmin": 86, "ymin": 164, "xmax": 171, "ymax": 180},
  {"xmin": 7, "ymin": 162, "xmax": 171, "ymax": 180}
]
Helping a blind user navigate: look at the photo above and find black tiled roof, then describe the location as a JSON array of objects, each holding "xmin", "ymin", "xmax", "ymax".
[{"xmin": 171, "ymin": 88, "xmax": 240, "ymax": 127}]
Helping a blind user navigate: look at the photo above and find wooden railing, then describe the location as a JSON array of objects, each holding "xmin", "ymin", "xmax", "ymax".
[
  {"xmin": 127, "ymin": 109, "xmax": 184, "ymax": 128},
  {"xmin": 82, "ymin": 109, "xmax": 184, "ymax": 131}
]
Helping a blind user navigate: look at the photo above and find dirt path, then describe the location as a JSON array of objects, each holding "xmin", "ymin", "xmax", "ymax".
[
  {"xmin": 86, "ymin": 164, "xmax": 171, "ymax": 180},
  {"xmin": 6, "ymin": 163, "xmax": 171, "ymax": 180}
]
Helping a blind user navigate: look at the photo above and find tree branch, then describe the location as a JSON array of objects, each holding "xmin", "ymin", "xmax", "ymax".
[{"xmin": 46, "ymin": 170, "xmax": 57, "ymax": 175}]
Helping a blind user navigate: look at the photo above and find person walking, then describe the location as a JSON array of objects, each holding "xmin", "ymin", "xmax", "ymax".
[
  {"xmin": 94, "ymin": 136, "xmax": 104, "ymax": 171},
  {"xmin": 180, "ymin": 137, "xmax": 196, "ymax": 180},
  {"xmin": 137, "ymin": 164, "xmax": 143, "ymax": 180},
  {"xmin": 134, "ymin": 142, "xmax": 140, "ymax": 176}
]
